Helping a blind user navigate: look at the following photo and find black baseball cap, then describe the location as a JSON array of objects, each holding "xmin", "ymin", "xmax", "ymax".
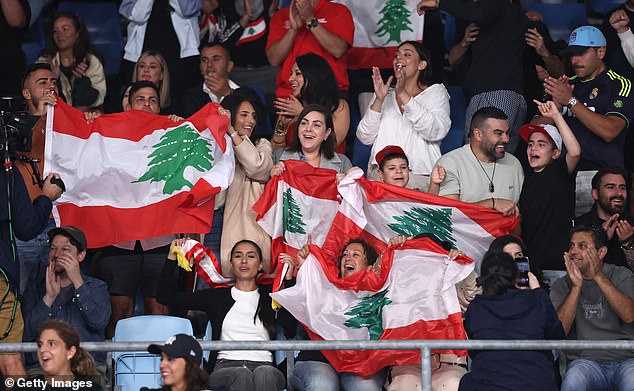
[
  {"xmin": 148, "ymin": 334, "xmax": 203, "ymax": 366},
  {"xmin": 48, "ymin": 226, "xmax": 87, "ymax": 252}
]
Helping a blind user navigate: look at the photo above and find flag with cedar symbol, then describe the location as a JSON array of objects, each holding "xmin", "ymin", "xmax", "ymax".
[
  {"xmin": 45, "ymin": 101, "xmax": 234, "ymax": 248},
  {"xmin": 335, "ymin": 0, "xmax": 424, "ymax": 69},
  {"xmin": 270, "ymin": 238, "xmax": 472, "ymax": 376},
  {"xmin": 322, "ymin": 169, "xmax": 519, "ymax": 264},
  {"xmin": 252, "ymin": 160, "xmax": 340, "ymax": 279}
]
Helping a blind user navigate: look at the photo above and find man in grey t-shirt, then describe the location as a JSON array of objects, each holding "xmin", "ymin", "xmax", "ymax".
[
  {"xmin": 550, "ymin": 226, "xmax": 634, "ymax": 391},
  {"xmin": 436, "ymin": 106, "xmax": 523, "ymax": 216}
]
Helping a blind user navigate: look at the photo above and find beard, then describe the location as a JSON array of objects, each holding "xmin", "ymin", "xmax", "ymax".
[{"xmin": 597, "ymin": 194, "xmax": 626, "ymax": 215}]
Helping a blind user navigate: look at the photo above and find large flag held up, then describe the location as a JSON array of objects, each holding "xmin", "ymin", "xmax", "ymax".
[
  {"xmin": 253, "ymin": 160, "xmax": 341, "ymax": 275},
  {"xmin": 335, "ymin": 0, "xmax": 425, "ymax": 69},
  {"xmin": 270, "ymin": 238, "xmax": 472, "ymax": 376},
  {"xmin": 323, "ymin": 169, "xmax": 519, "ymax": 264},
  {"xmin": 45, "ymin": 101, "xmax": 235, "ymax": 248}
]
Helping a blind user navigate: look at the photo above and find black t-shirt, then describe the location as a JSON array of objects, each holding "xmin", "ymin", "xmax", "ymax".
[
  {"xmin": 566, "ymin": 68, "xmax": 634, "ymax": 170},
  {"xmin": 520, "ymin": 158, "xmax": 575, "ymax": 270}
]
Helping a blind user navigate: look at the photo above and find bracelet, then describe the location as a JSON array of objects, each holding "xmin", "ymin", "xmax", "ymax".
[
  {"xmin": 274, "ymin": 129, "xmax": 287, "ymax": 137},
  {"xmin": 491, "ymin": 198, "xmax": 495, "ymax": 209}
]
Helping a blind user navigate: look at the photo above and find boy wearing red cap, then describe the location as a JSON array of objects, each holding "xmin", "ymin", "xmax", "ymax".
[
  {"xmin": 375, "ymin": 145, "xmax": 444, "ymax": 194},
  {"xmin": 519, "ymin": 100, "xmax": 580, "ymax": 283}
]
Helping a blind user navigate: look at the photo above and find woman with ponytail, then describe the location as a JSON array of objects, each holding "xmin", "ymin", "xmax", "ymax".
[
  {"xmin": 458, "ymin": 253, "xmax": 563, "ymax": 391},
  {"xmin": 15, "ymin": 319, "xmax": 102, "ymax": 390}
]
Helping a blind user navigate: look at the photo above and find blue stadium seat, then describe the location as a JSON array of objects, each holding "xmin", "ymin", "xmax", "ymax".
[
  {"xmin": 524, "ymin": 3, "xmax": 588, "ymax": 43},
  {"xmin": 57, "ymin": 2, "xmax": 123, "ymax": 75},
  {"xmin": 442, "ymin": 11, "xmax": 455, "ymax": 52},
  {"xmin": 22, "ymin": 16, "xmax": 46, "ymax": 64},
  {"xmin": 113, "ymin": 315, "xmax": 194, "ymax": 391},
  {"xmin": 588, "ymin": 0, "xmax": 622, "ymax": 15},
  {"xmin": 441, "ymin": 86, "xmax": 466, "ymax": 154},
  {"xmin": 351, "ymin": 137, "xmax": 372, "ymax": 175}
]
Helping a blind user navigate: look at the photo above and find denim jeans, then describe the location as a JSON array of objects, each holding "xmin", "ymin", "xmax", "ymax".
[
  {"xmin": 291, "ymin": 360, "xmax": 385, "ymax": 391},
  {"xmin": 561, "ymin": 358, "xmax": 634, "ymax": 391},
  {"xmin": 16, "ymin": 220, "xmax": 55, "ymax": 296}
]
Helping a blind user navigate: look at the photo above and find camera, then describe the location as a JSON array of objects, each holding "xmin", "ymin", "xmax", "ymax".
[{"xmin": 0, "ymin": 96, "xmax": 37, "ymax": 158}]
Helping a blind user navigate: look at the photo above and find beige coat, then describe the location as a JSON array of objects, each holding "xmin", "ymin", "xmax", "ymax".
[{"xmin": 220, "ymin": 137, "xmax": 273, "ymax": 275}]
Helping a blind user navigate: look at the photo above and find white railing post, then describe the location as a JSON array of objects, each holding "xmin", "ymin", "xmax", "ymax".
[{"xmin": 421, "ymin": 346, "xmax": 433, "ymax": 391}]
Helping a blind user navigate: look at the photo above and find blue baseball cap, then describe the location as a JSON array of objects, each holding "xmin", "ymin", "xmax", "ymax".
[{"xmin": 564, "ymin": 26, "xmax": 607, "ymax": 55}]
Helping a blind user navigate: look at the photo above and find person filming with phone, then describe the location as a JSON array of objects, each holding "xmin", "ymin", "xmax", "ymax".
[{"xmin": 459, "ymin": 252, "xmax": 564, "ymax": 390}]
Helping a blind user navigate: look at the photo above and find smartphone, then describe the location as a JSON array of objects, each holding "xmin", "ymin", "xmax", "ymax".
[{"xmin": 515, "ymin": 257, "xmax": 530, "ymax": 288}]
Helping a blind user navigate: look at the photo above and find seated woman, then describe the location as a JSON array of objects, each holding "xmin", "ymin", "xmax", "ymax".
[
  {"xmin": 132, "ymin": 50, "xmax": 172, "ymax": 113},
  {"xmin": 272, "ymin": 53, "xmax": 350, "ymax": 153},
  {"xmin": 279, "ymin": 238, "xmax": 386, "ymax": 391},
  {"xmin": 38, "ymin": 12, "xmax": 106, "ymax": 112},
  {"xmin": 271, "ymin": 104, "xmax": 352, "ymax": 175},
  {"xmin": 14, "ymin": 320, "xmax": 102, "ymax": 390},
  {"xmin": 356, "ymin": 41, "xmax": 450, "ymax": 191},
  {"xmin": 459, "ymin": 252, "xmax": 564, "ymax": 391},
  {"xmin": 483, "ymin": 234, "xmax": 544, "ymax": 285},
  {"xmin": 145, "ymin": 333, "xmax": 209, "ymax": 391},
  {"xmin": 157, "ymin": 239, "xmax": 286, "ymax": 391}
]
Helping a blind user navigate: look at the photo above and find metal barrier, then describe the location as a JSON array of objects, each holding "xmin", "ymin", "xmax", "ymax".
[{"xmin": 4, "ymin": 339, "xmax": 634, "ymax": 391}]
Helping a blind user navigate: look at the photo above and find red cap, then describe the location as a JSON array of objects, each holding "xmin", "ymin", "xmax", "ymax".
[{"xmin": 375, "ymin": 145, "xmax": 406, "ymax": 166}]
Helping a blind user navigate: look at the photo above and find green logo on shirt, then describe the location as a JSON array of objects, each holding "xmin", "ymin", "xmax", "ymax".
[{"xmin": 614, "ymin": 99, "xmax": 624, "ymax": 108}]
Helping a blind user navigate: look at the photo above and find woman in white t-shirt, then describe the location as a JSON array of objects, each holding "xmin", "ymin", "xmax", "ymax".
[{"xmin": 156, "ymin": 239, "xmax": 286, "ymax": 391}]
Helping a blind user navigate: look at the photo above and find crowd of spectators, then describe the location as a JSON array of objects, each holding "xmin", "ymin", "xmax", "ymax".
[{"xmin": 2, "ymin": 0, "xmax": 634, "ymax": 390}]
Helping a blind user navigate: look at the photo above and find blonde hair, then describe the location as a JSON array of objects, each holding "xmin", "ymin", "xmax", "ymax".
[{"xmin": 132, "ymin": 50, "xmax": 171, "ymax": 109}]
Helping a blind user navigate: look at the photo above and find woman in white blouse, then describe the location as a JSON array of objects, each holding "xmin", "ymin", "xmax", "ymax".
[{"xmin": 356, "ymin": 41, "xmax": 451, "ymax": 191}]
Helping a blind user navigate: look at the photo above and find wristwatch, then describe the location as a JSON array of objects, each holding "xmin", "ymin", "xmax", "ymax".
[
  {"xmin": 621, "ymin": 239, "xmax": 634, "ymax": 250},
  {"xmin": 567, "ymin": 97, "xmax": 578, "ymax": 109},
  {"xmin": 306, "ymin": 18, "xmax": 319, "ymax": 30}
]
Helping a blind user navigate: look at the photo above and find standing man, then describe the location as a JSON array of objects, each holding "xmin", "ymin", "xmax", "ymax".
[
  {"xmin": 0, "ymin": 0, "xmax": 30, "ymax": 95},
  {"xmin": 417, "ymin": 0, "xmax": 527, "ymax": 154},
  {"xmin": 435, "ymin": 107, "xmax": 524, "ymax": 216},
  {"xmin": 575, "ymin": 167, "xmax": 634, "ymax": 269},
  {"xmin": 266, "ymin": 0, "xmax": 354, "ymax": 98},
  {"xmin": 537, "ymin": 26, "xmax": 634, "ymax": 216},
  {"xmin": 16, "ymin": 63, "xmax": 60, "ymax": 296},
  {"xmin": 181, "ymin": 43, "xmax": 238, "ymax": 117},
  {"xmin": 550, "ymin": 226, "xmax": 634, "ymax": 391}
]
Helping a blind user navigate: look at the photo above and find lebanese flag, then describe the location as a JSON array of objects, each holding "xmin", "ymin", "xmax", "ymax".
[
  {"xmin": 270, "ymin": 238, "xmax": 471, "ymax": 376},
  {"xmin": 237, "ymin": 17, "xmax": 266, "ymax": 45},
  {"xmin": 252, "ymin": 160, "xmax": 340, "ymax": 279},
  {"xmin": 335, "ymin": 0, "xmax": 424, "ymax": 69},
  {"xmin": 323, "ymin": 169, "xmax": 519, "ymax": 263},
  {"xmin": 45, "ymin": 101, "xmax": 235, "ymax": 248}
]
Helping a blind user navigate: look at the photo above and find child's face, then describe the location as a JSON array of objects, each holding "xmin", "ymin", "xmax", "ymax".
[
  {"xmin": 526, "ymin": 132, "xmax": 560, "ymax": 172},
  {"xmin": 378, "ymin": 157, "xmax": 410, "ymax": 187}
]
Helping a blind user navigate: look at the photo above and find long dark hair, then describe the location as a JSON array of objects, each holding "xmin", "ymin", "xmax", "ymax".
[
  {"xmin": 338, "ymin": 238, "xmax": 379, "ymax": 268},
  {"xmin": 49, "ymin": 12, "xmax": 100, "ymax": 68},
  {"xmin": 229, "ymin": 240, "xmax": 275, "ymax": 337},
  {"xmin": 221, "ymin": 87, "xmax": 267, "ymax": 144},
  {"xmin": 477, "ymin": 253, "xmax": 518, "ymax": 298},
  {"xmin": 398, "ymin": 41, "xmax": 432, "ymax": 88},
  {"xmin": 156, "ymin": 358, "xmax": 209, "ymax": 391},
  {"xmin": 39, "ymin": 320, "xmax": 96, "ymax": 378},
  {"xmin": 296, "ymin": 53, "xmax": 340, "ymax": 113},
  {"xmin": 484, "ymin": 234, "xmax": 528, "ymax": 259},
  {"xmin": 289, "ymin": 104, "xmax": 336, "ymax": 159}
]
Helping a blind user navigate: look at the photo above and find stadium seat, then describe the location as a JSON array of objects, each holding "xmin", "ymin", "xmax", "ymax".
[
  {"xmin": 351, "ymin": 137, "xmax": 372, "ymax": 175},
  {"xmin": 202, "ymin": 321, "xmax": 212, "ymax": 362},
  {"xmin": 113, "ymin": 315, "xmax": 194, "ymax": 391},
  {"xmin": 588, "ymin": 0, "xmax": 622, "ymax": 15},
  {"xmin": 441, "ymin": 86, "xmax": 466, "ymax": 154},
  {"xmin": 524, "ymin": 3, "xmax": 588, "ymax": 43},
  {"xmin": 22, "ymin": 16, "xmax": 46, "ymax": 64},
  {"xmin": 57, "ymin": 2, "xmax": 123, "ymax": 75},
  {"xmin": 442, "ymin": 11, "xmax": 455, "ymax": 52}
]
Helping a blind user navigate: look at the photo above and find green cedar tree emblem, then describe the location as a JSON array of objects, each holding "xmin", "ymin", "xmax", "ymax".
[
  {"xmin": 344, "ymin": 290, "xmax": 392, "ymax": 340},
  {"xmin": 134, "ymin": 124, "xmax": 214, "ymax": 194},
  {"xmin": 247, "ymin": 27, "xmax": 256, "ymax": 35},
  {"xmin": 375, "ymin": 0, "xmax": 413, "ymax": 44},
  {"xmin": 388, "ymin": 207, "xmax": 457, "ymax": 248},
  {"xmin": 282, "ymin": 188, "xmax": 307, "ymax": 236}
]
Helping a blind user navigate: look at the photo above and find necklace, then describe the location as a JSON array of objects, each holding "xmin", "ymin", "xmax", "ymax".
[{"xmin": 472, "ymin": 148, "xmax": 496, "ymax": 193}]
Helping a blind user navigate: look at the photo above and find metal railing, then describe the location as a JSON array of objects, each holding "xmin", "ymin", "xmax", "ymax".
[{"xmin": 4, "ymin": 339, "xmax": 633, "ymax": 391}]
